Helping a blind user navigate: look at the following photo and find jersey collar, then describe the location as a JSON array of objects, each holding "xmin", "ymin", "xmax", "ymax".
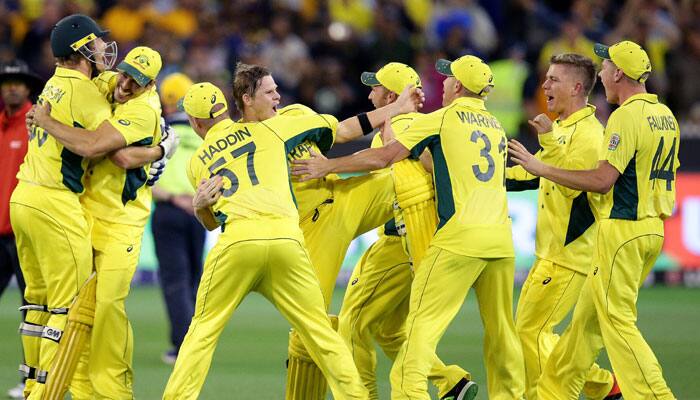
[
  {"xmin": 621, "ymin": 93, "xmax": 658, "ymax": 107},
  {"xmin": 452, "ymin": 96, "xmax": 486, "ymax": 110},
  {"xmin": 556, "ymin": 104, "xmax": 596, "ymax": 128},
  {"xmin": 206, "ymin": 118, "xmax": 234, "ymax": 137},
  {"xmin": 54, "ymin": 66, "xmax": 91, "ymax": 80}
]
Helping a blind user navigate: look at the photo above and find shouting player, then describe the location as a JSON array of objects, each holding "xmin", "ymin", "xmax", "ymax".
[
  {"xmin": 228, "ymin": 63, "xmax": 421, "ymax": 400},
  {"xmin": 509, "ymin": 40, "xmax": 678, "ymax": 400},
  {"xmin": 506, "ymin": 53, "xmax": 618, "ymax": 400}
]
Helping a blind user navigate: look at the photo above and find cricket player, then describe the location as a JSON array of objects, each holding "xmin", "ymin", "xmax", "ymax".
[
  {"xmin": 336, "ymin": 62, "xmax": 472, "ymax": 400},
  {"xmin": 161, "ymin": 81, "xmax": 367, "ymax": 399},
  {"xmin": 506, "ymin": 53, "xmax": 618, "ymax": 400},
  {"xmin": 29, "ymin": 46, "xmax": 176, "ymax": 399},
  {"xmin": 293, "ymin": 55, "xmax": 526, "ymax": 400},
  {"xmin": 228, "ymin": 62, "xmax": 423, "ymax": 400},
  {"xmin": 508, "ymin": 40, "xmax": 678, "ymax": 400},
  {"xmin": 9, "ymin": 14, "xmax": 115, "ymax": 399}
]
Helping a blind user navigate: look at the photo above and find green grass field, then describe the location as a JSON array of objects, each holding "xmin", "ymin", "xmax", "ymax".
[{"xmin": 1, "ymin": 286, "xmax": 698, "ymax": 399}]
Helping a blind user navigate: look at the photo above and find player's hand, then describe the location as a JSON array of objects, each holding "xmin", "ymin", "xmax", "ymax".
[
  {"xmin": 25, "ymin": 106, "xmax": 35, "ymax": 133},
  {"xmin": 32, "ymin": 101, "xmax": 52, "ymax": 128},
  {"xmin": 527, "ymin": 114, "xmax": 553, "ymax": 134},
  {"xmin": 508, "ymin": 139, "xmax": 546, "ymax": 176},
  {"xmin": 158, "ymin": 120, "xmax": 180, "ymax": 160},
  {"xmin": 146, "ymin": 159, "xmax": 166, "ymax": 186},
  {"xmin": 291, "ymin": 149, "xmax": 331, "ymax": 181},
  {"xmin": 193, "ymin": 176, "xmax": 223, "ymax": 209},
  {"xmin": 395, "ymin": 84, "xmax": 425, "ymax": 115}
]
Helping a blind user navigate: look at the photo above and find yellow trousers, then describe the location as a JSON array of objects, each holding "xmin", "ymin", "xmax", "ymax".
[
  {"xmin": 163, "ymin": 237, "xmax": 368, "ymax": 399},
  {"xmin": 10, "ymin": 182, "xmax": 93, "ymax": 399},
  {"xmin": 390, "ymin": 246, "xmax": 525, "ymax": 400},
  {"xmin": 516, "ymin": 258, "xmax": 612, "ymax": 400},
  {"xmin": 301, "ymin": 172, "xmax": 394, "ymax": 307},
  {"xmin": 338, "ymin": 235, "xmax": 468, "ymax": 399},
  {"xmin": 71, "ymin": 218, "xmax": 143, "ymax": 400},
  {"xmin": 538, "ymin": 218, "xmax": 675, "ymax": 400}
]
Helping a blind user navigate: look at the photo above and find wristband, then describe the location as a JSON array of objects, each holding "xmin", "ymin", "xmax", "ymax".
[{"xmin": 357, "ymin": 113, "xmax": 373, "ymax": 136}]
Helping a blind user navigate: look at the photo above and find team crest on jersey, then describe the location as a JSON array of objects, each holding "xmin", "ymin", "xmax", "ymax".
[{"xmin": 608, "ymin": 133, "xmax": 620, "ymax": 151}]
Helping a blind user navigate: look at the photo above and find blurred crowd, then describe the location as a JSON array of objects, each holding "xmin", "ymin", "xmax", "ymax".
[{"xmin": 1, "ymin": 0, "xmax": 700, "ymax": 140}]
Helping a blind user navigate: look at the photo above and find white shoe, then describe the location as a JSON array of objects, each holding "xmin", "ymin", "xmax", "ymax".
[
  {"xmin": 7, "ymin": 382, "xmax": 24, "ymax": 400},
  {"xmin": 161, "ymin": 349, "xmax": 177, "ymax": 365}
]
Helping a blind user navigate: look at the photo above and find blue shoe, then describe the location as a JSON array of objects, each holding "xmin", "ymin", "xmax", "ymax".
[{"xmin": 440, "ymin": 378, "xmax": 478, "ymax": 400}]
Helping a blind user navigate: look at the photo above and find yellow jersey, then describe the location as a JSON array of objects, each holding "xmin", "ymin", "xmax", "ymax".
[
  {"xmin": 80, "ymin": 71, "xmax": 162, "ymax": 226},
  {"xmin": 17, "ymin": 67, "xmax": 112, "ymax": 193},
  {"xmin": 507, "ymin": 105, "xmax": 603, "ymax": 274},
  {"xmin": 590, "ymin": 93, "xmax": 679, "ymax": 223},
  {"xmin": 396, "ymin": 97, "xmax": 513, "ymax": 258},
  {"xmin": 370, "ymin": 112, "xmax": 422, "ymax": 237},
  {"xmin": 277, "ymin": 104, "xmax": 341, "ymax": 220},
  {"xmin": 188, "ymin": 113, "xmax": 338, "ymax": 243}
]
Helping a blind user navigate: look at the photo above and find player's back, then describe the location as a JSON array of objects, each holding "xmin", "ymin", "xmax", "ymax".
[
  {"xmin": 188, "ymin": 112, "xmax": 338, "ymax": 243},
  {"xmin": 17, "ymin": 66, "xmax": 111, "ymax": 194},
  {"xmin": 590, "ymin": 93, "xmax": 679, "ymax": 221},
  {"xmin": 278, "ymin": 103, "xmax": 340, "ymax": 220},
  {"xmin": 398, "ymin": 97, "xmax": 513, "ymax": 258}
]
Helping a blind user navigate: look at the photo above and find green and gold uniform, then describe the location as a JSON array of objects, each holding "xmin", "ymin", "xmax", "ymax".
[
  {"xmin": 69, "ymin": 71, "xmax": 162, "ymax": 400},
  {"xmin": 389, "ymin": 97, "xmax": 525, "ymax": 400},
  {"xmin": 162, "ymin": 112, "xmax": 368, "ymax": 400},
  {"xmin": 10, "ymin": 66, "xmax": 111, "ymax": 398},
  {"xmin": 538, "ymin": 94, "xmax": 678, "ymax": 400},
  {"xmin": 337, "ymin": 114, "xmax": 468, "ymax": 399},
  {"xmin": 507, "ymin": 105, "xmax": 614, "ymax": 399}
]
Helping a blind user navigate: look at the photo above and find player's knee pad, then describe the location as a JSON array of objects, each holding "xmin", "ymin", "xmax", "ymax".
[
  {"xmin": 18, "ymin": 303, "xmax": 52, "ymax": 397},
  {"xmin": 285, "ymin": 316, "xmax": 338, "ymax": 400}
]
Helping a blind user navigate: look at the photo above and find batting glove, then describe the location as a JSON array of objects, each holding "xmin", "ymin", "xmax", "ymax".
[{"xmin": 147, "ymin": 159, "xmax": 166, "ymax": 186}]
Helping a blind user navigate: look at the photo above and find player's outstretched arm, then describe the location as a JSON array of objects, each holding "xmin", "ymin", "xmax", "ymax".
[
  {"xmin": 292, "ymin": 137, "xmax": 410, "ymax": 181},
  {"xmin": 335, "ymin": 85, "xmax": 424, "ymax": 143},
  {"xmin": 508, "ymin": 139, "xmax": 619, "ymax": 193},
  {"xmin": 193, "ymin": 176, "xmax": 223, "ymax": 231},
  {"xmin": 28, "ymin": 102, "xmax": 127, "ymax": 158}
]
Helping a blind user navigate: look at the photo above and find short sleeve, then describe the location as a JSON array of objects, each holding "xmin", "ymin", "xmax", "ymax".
[
  {"xmin": 396, "ymin": 112, "xmax": 441, "ymax": 159},
  {"xmin": 73, "ymin": 81, "xmax": 112, "ymax": 131},
  {"xmin": 108, "ymin": 101, "xmax": 158, "ymax": 146},
  {"xmin": 93, "ymin": 71, "xmax": 118, "ymax": 101},
  {"xmin": 265, "ymin": 113, "xmax": 339, "ymax": 153},
  {"xmin": 601, "ymin": 109, "xmax": 636, "ymax": 174}
]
